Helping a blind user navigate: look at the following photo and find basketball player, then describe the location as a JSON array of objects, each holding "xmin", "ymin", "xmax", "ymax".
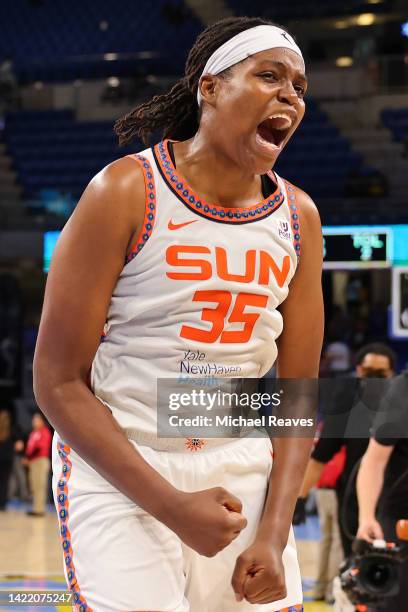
[{"xmin": 33, "ymin": 16, "xmax": 324, "ymax": 612}]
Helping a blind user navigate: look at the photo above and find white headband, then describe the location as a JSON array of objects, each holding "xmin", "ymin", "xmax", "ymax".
[{"xmin": 197, "ymin": 25, "xmax": 304, "ymax": 106}]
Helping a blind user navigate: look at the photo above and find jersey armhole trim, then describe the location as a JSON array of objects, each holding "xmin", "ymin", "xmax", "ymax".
[
  {"xmin": 124, "ymin": 153, "xmax": 157, "ymax": 264},
  {"xmin": 284, "ymin": 180, "xmax": 301, "ymax": 260}
]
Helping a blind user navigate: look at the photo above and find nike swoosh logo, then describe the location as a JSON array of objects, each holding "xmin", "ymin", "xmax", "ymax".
[{"xmin": 168, "ymin": 219, "xmax": 198, "ymax": 230}]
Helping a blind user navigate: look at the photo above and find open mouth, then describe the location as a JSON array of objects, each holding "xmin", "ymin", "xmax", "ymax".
[{"xmin": 256, "ymin": 115, "xmax": 292, "ymax": 150}]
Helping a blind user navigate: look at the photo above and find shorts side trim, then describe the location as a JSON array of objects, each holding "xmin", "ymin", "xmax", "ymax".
[{"xmin": 56, "ymin": 441, "xmax": 93, "ymax": 612}]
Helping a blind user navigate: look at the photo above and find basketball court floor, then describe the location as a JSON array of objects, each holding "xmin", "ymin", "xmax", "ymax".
[{"xmin": 0, "ymin": 503, "xmax": 332, "ymax": 611}]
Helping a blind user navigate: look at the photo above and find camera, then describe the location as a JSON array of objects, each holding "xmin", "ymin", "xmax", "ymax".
[{"xmin": 340, "ymin": 539, "xmax": 403, "ymax": 605}]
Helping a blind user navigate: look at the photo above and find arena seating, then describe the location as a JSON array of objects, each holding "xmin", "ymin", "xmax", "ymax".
[
  {"xmin": 1, "ymin": 0, "xmax": 393, "ymax": 83},
  {"xmin": 4, "ymin": 101, "xmax": 367, "ymax": 204},
  {"xmin": 381, "ymin": 108, "xmax": 408, "ymax": 144},
  {"xmin": 0, "ymin": 0, "xmax": 201, "ymax": 82},
  {"xmin": 228, "ymin": 0, "xmax": 392, "ymax": 21},
  {"xmin": 276, "ymin": 100, "xmax": 364, "ymax": 199},
  {"xmin": 4, "ymin": 110, "xmax": 135, "ymax": 198}
]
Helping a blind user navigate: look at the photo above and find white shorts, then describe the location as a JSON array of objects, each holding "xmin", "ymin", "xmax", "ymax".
[{"xmin": 51, "ymin": 432, "xmax": 303, "ymax": 612}]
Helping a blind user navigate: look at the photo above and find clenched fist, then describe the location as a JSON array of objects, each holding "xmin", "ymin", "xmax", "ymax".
[
  {"xmin": 232, "ymin": 541, "xmax": 287, "ymax": 604},
  {"xmin": 167, "ymin": 487, "xmax": 247, "ymax": 557}
]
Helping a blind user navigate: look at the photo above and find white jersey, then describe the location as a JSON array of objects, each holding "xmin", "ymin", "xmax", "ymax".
[{"xmin": 90, "ymin": 140, "xmax": 301, "ymax": 435}]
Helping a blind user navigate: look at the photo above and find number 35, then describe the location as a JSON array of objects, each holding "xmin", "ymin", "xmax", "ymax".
[{"xmin": 180, "ymin": 290, "xmax": 268, "ymax": 344}]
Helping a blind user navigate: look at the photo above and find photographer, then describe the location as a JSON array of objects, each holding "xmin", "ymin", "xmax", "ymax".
[
  {"xmin": 356, "ymin": 371, "xmax": 408, "ymax": 610},
  {"xmin": 294, "ymin": 343, "xmax": 396, "ymax": 557}
]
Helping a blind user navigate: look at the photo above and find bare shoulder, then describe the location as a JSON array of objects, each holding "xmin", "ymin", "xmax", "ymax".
[
  {"xmin": 62, "ymin": 154, "xmax": 148, "ymax": 262},
  {"xmin": 36, "ymin": 155, "xmax": 149, "ymax": 385},
  {"xmin": 92, "ymin": 155, "xmax": 144, "ymax": 193},
  {"xmin": 49, "ymin": 153, "xmax": 149, "ymax": 286},
  {"xmin": 81, "ymin": 155, "xmax": 145, "ymax": 221}
]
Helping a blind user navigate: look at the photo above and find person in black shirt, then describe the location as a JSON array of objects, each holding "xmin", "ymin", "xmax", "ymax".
[
  {"xmin": 356, "ymin": 371, "xmax": 408, "ymax": 611},
  {"xmin": 294, "ymin": 343, "xmax": 396, "ymax": 557}
]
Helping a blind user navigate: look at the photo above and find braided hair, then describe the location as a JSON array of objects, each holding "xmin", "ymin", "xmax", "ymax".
[{"xmin": 114, "ymin": 16, "xmax": 289, "ymax": 146}]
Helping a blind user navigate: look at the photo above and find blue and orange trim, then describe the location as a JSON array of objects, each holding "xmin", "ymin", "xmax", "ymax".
[
  {"xmin": 125, "ymin": 154, "xmax": 157, "ymax": 263},
  {"xmin": 56, "ymin": 439, "xmax": 301, "ymax": 611},
  {"xmin": 56, "ymin": 441, "xmax": 92, "ymax": 611},
  {"xmin": 284, "ymin": 181, "xmax": 301, "ymax": 259},
  {"xmin": 153, "ymin": 140, "xmax": 285, "ymax": 225}
]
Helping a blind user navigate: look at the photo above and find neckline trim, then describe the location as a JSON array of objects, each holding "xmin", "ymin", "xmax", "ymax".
[{"xmin": 152, "ymin": 139, "xmax": 285, "ymax": 225}]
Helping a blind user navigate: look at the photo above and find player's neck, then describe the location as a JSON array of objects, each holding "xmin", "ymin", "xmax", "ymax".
[{"xmin": 170, "ymin": 133, "xmax": 272, "ymax": 208}]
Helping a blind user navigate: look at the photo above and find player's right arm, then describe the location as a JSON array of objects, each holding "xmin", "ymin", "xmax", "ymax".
[{"xmin": 33, "ymin": 158, "xmax": 246, "ymax": 556}]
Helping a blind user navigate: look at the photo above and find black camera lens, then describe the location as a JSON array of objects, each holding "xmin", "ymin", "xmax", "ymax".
[{"xmin": 361, "ymin": 560, "xmax": 396, "ymax": 593}]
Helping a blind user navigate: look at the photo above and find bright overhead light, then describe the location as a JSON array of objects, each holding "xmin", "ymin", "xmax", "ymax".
[
  {"xmin": 104, "ymin": 53, "xmax": 118, "ymax": 61},
  {"xmin": 107, "ymin": 77, "xmax": 120, "ymax": 87},
  {"xmin": 366, "ymin": 0, "xmax": 383, "ymax": 4},
  {"xmin": 336, "ymin": 56, "xmax": 354, "ymax": 67},
  {"xmin": 356, "ymin": 13, "xmax": 376, "ymax": 26}
]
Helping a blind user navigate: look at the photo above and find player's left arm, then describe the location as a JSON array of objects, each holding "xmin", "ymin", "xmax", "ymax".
[
  {"xmin": 232, "ymin": 188, "xmax": 324, "ymax": 605},
  {"xmin": 257, "ymin": 188, "xmax": 324, "ymax": 544}
]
